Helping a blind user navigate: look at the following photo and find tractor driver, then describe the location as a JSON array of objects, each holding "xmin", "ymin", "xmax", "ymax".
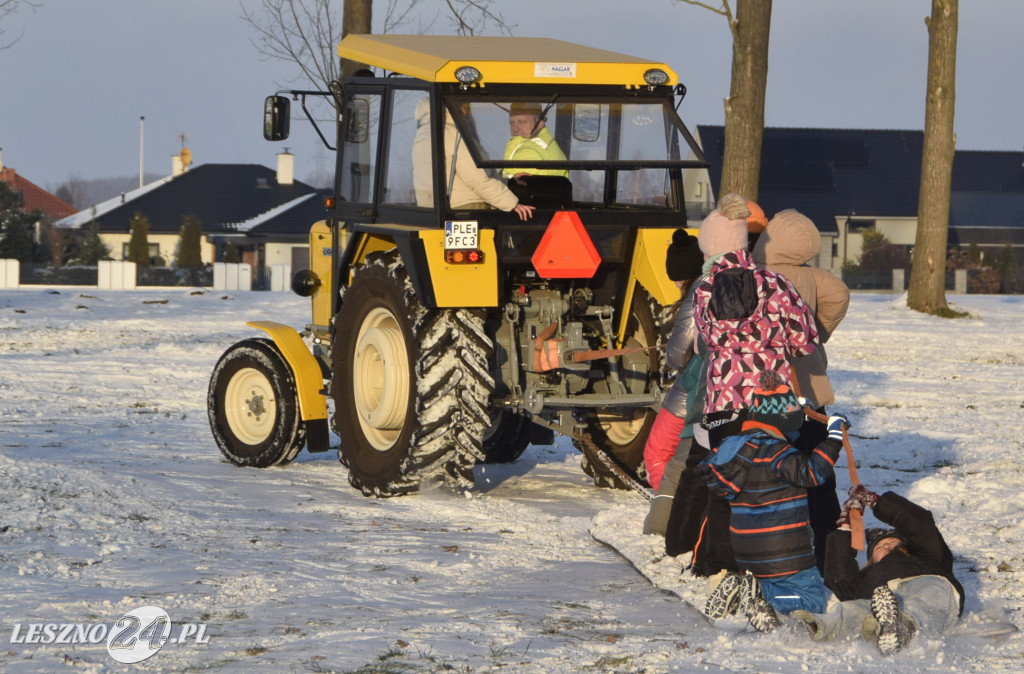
[{"xmin": 502, "ymin": 102, "xmax": 568, "ymax": 183}]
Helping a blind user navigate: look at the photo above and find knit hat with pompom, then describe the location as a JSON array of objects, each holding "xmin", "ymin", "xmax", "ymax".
[
  {"xmin": 748, "ymin": 370, "xmax": 804, "ymax": 432},
  {"xmin": 698, "ymin": 193, "xmax": 750, "ymax": 257},
  {"xmin": 665, "ymin": 229, "xmax": 704, "ymax": 281}
]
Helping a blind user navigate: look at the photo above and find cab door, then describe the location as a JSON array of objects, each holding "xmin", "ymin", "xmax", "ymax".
[{"xmin": 336, "ymin": 86, "xmax": 384, "ymax": 222}]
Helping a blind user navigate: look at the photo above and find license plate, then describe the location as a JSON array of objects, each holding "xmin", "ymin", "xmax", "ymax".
[{"xmin": 445, "ymin": 220, "xmax": 478, "ymax": 250}]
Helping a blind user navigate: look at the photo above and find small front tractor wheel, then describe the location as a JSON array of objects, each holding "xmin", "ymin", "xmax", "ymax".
[{"xmin": 208, "ymin": 338, "xmax": 306, "ymax": 467}]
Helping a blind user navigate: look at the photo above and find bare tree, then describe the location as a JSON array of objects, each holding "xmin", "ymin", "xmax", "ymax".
[
  {"xmin": 240, "ymin": 0, "xmax": 514, "ymax": 89},
  {"xmin": 39, "ymin": 220, "xmax": 70, "ymax": 266},
  {"xmin": 1, "ymin": 0, "xmax": 40, "ymax": 50},
  {"xmin": 676, "ymin": 0, "xmax": 771, "ymax": 202},
  {"xmin": 908, "ymin": 0, "xmax": 958, "ymax": 315}
]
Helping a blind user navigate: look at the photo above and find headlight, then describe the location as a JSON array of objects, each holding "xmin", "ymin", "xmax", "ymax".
[
  {"xmin": 643, "ymin": 68, "xmax": 669, "ymax": 86},
  {"xmin": 454, "ymin": 66, "xmax": 482, "ymax": 84}
]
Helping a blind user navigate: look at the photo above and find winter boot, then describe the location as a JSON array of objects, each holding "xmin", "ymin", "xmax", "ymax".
[
  {"xmin": 746, "ymin": 597, "xmax": 782, "ymax": 633},
  {"xmin": 871, "ymin": 586, "xmax": 914, "ymax": 655},
  {"xmin": 736, "ymin": 571, "xmax": 762, "ymax": 617},
  {"xmin": 703, "ymin": 571, "xmax": 744, "ymax": 620}
]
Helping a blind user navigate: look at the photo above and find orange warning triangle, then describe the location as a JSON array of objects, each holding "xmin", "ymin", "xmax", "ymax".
[{"xmin": 531, "ymin": 211, "xmax": 602, "ymax": 279}]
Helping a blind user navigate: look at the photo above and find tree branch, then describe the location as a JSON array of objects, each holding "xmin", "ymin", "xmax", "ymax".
[{"xmin": 0, "ymin": 0, "xmax": 41, "ymax": 50}]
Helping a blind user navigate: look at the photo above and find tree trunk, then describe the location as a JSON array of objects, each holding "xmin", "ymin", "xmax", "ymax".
[
  {"xmin": 719, "ymin": 0, "xmax": 771, "ymax": 202},
  {"xmin": 340, "ymin": 0, "xmax": 372, "ymax": 77},
  {"xmin": 908, "ymin": 0, "xmax": 957, "ymax": 314}
]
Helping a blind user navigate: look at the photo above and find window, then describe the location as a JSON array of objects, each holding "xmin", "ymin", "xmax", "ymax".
[
  {"xmin": 446, "ymin": 97, "xmax": 690, "ymax": 208},
  {"xmin": 339, "ymin": 92, "xmax": 382, "ymax": 204},
  {"xmin": 122, "ymin": 243, "xmax": 160, "ymax": 261},
  {"xmin": 382, "ymin": 89, "xmax": 429, "ymax": 207}
]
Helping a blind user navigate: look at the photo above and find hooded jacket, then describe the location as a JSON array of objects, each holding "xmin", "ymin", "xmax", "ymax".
[
  {"xmin": 751, "ymin": 210, "xmax": 850, "ymax": 408},
  {"xmin": 412, "ymin": 98, "xmax": 519, "ymax": 211},
  {"xmin": 693, "ymin": 249, "xmax": 819, "ymax": 415},
  {"xmin": 699, "ymin": 423, "xmax": 842, "ymax": 578},
  {"xmin": 824, "ymin": 491, "xmax": 966, "ymax": 616},
  {"xmin": 660, "ymin": 275, "xmax": 705, "ymax": 417}
]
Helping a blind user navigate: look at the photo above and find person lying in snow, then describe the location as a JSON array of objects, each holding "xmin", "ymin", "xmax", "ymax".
[
  {"xmin": 789, "ymin": 487, "xmax": 966, "ymax": 655},
  {"xmin": 697, "ymin": 369, "xmax": 847, "ymax": 632}
]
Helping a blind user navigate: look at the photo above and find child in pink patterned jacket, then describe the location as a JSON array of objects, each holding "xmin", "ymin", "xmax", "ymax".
[{"xmin": 692, "ymin": 194, "xmax": 819, "ymax": 442}]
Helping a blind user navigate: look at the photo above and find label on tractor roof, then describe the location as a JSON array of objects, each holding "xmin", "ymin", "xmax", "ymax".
[
  {"xmin": 534, "ymin": 62, "xmax": 577, "ymax": 78},
  {"xmin": 444, "ymin": 220, "xmax": 478, "ymax": 250}
]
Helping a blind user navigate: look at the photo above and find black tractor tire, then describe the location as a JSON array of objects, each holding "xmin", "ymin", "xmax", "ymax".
[
  {"xmin": 574, "ymin": 288, "xmax": 662, "ymax": 490},
  {"xmin": 481, "ymin": 410, "xmax": 532, "ymax": 464},
  {"xmin": 208, "ymin": 338, "xmax": 306, "ymax": 468},
  {"xmin": 332, "ymin": 250, "xmax": 494, "ymax": 497}
]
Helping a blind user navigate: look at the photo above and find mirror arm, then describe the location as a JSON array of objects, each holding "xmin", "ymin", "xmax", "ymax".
[{"xmin": 298, "ymin": 93, "xmax": 336, "ymax": 151}]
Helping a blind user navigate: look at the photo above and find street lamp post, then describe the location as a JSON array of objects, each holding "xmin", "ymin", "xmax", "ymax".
[{"xmin": 139, "ymin": 116, "xmax": 145, "ymax": 189}]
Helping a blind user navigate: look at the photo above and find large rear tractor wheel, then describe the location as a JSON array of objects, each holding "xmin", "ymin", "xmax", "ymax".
[
  {"xmin": 333, "ymin": 251, "xmax": 494, "ymax": 497},
  {"xmin": 208, "ymin": 338, "xmax": 306, "ymax": 467},
  {"xmin": 574, "ymin": 288, "xmax": 663, "ymax": 490}
]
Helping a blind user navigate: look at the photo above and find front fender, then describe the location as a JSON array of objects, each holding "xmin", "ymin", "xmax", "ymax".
[{"xmin": 245, "ymin": 321, "xmax": 328, "ymax": 423}]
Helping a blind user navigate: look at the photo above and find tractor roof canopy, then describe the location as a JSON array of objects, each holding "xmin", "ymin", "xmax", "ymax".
[{"xmin": 337, "ymin": 34, "xmax": 678, "ymax": 87}]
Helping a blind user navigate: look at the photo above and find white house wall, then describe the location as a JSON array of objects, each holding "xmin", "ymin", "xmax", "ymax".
[
  {"xmin": 834, "ymin": 216, "xmax": 919, "ymax": 267},
  {"xmin": 264, "ymin": 243, "xmax": 308, "ymax": 268},
  {"xmin": 102, "ymin": 233, "xmax": 216, "ymax": 265}
]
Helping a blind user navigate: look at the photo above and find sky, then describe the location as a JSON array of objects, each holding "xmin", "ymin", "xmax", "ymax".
[
  {"xmin": 2, "ymin": 1, "xmax": 1024, "ymax": 192},
  {"xmin": 0, "ymin": 287, "xmax": 1021, "ymax": 671}
]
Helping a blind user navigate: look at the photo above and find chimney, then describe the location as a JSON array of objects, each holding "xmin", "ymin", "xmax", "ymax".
[
  {"xmin": 277, "ymin": 150, "xmax": 294, "ymax": 185},
  {"xmin": 172, "ymin": 147, "xmax": 192, "ymax": 177},
  {"xmin": 0, "ymin": 147, "xmax": 4, "ymax": 170}
]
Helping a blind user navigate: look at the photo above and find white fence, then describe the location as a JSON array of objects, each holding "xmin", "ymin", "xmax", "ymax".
[
  {"xmin": 0, "ymin": 260, "xmax": 292, "ymax": 292},
  {"xmin": 98, "ymin": 260, "xmax": 138, "ymax": 289},
  {"xmin": 212, "ymin": 262, "xmax": 253, "ymax": 291},
  {"xmin": 0, "ymin": 259, "xmax": 17, "ymax": 288}
]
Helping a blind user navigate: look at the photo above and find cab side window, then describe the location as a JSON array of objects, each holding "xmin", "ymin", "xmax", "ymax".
[
  {"xmin": 382, "ymin": 89, "xmax": 427, "ymax": 206},
  {"xmin": 340, "ymin": 93, "xmax": 381, "ymax": 204}
]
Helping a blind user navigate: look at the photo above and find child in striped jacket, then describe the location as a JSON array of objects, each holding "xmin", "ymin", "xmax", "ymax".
[{"xmin": 698, "ymin": 369, "xmax": 848, "ymax": 632}]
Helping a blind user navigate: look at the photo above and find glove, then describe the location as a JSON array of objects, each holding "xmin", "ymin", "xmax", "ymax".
[
  {"xmin": 847, "ymin": 484, "xmax": 879, "ymax": 510},
  {"xmin": 827, "ymin": 414, "xmax": 850, "ymax": 441},
  {"xmin": 835, "ymin": 500, "xmax": 858, "ymax": 530}
]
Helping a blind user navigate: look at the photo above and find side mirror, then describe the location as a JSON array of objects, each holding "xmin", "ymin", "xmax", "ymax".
[
  {"xmin": 264, "ymin": 95, "xmax": 290, "ymax": 141},
  {"xmin": 344, "ymin": 98, "xmax": 371, "ymax": 144},
  {"xmin": 573, "ymin": 103, "xmax": 601, "ymax": 142}
]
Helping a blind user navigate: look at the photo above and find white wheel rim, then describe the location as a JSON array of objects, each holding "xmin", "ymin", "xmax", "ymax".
[
  {"xmin": 353, "ymin": 307, "xmax": 410, "ymax": 452},
  {"xmin": 600, "ymin": 410, "xmax": 647, "ymax": 445},
  {"xmin": 224, "ymin": 367, "xmax": 277, "ymax": 445},
  {"xmin": 601, "ymin": 307, "xmax": 652, "ymax": 445}
]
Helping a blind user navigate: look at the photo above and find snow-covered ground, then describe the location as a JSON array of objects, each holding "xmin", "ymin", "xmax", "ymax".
[{"xmin": 0, "ymin": 287, "xmax": 1021, "ymax": 673}]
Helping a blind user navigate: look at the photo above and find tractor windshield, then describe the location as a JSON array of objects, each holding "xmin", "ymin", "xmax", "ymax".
[{"xmin": 444, "ymin": 96, "xmax": 705, "ymax": 208}]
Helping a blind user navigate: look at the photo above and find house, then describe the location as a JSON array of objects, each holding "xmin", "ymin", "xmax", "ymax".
[
  {"xmin": 56, "ymin": 152, "xmax": 328, "ymax": 278},
  {"xmin": 693, "ymin": 126, "xmax": 1024, "ymax": 272},
  {"xmin": 0, "ymin": 152, "xmax": 77, "ymax": 221}
]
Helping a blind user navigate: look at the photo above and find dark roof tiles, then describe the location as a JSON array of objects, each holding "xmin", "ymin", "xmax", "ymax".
[{"xmin": 697, "ymin": 126, "xmax": 1024, "ymax": 234}]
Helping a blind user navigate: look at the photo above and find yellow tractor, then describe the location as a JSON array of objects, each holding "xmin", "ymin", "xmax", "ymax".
[{"xmin": 208, "ymin": 35, "xmax": 709, "ymax": 496}]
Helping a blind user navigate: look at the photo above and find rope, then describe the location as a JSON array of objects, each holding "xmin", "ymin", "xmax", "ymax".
[{"xmin": 804, "ymin": 406, "xmax": 866, "ymax": 551}]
